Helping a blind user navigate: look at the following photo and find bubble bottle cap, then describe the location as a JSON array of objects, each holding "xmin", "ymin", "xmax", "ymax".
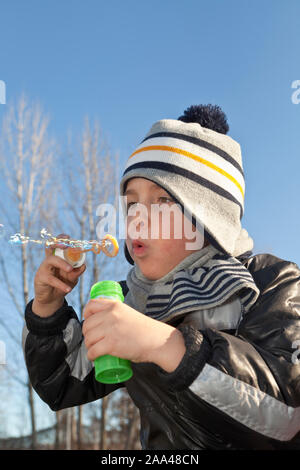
[
  {"xmin": 90, "ymin": 280, "xmax": 124, "ymax": 302},
  {"xmin": 90, "ymin": 280, "xmax": 132, "ymax": 384}
]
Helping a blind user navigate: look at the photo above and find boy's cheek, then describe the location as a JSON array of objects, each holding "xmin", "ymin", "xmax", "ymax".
[
  {"xmin": 158, "ymin": 240, "xmax": 174, "ymax": 256},
  {"xmin": 159, "ymin": 238, "xmax": 185, "ymax": 256}
]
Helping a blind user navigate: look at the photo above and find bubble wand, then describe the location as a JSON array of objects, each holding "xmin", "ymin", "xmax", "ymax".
[{"xmin": 9, "ymin": 228, "xmax": 119, "ymax": 266}]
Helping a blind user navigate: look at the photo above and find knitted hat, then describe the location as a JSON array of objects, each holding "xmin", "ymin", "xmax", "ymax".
[{"xmin": 120, "ymin": 105, "xmax": 249, "ymax": 265}]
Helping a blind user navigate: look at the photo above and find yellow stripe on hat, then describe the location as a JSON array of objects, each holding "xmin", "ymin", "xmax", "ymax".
[{"xmin": 129, "ymin": 145, "xmax": 245, "ymax": 200}]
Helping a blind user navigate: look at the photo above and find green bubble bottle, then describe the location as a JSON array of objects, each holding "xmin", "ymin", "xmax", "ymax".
[{"xmin": 89, "ymin": 280, "xmax": 133, "ymax": 384}]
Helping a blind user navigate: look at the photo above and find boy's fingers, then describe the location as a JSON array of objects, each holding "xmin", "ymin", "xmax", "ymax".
[
  {"xmin": 43, "ymin": 254, "xmax": 73, "ymax": 273},
  {"xmin": 66, "ymin": 264, "xmax": 86, "ymax": 281},
  {"xmin": 55, "ymin": 233, "xmax": 71, "ymax": 249},
  {"xmin": 86, "ymin": 339, "xmax": 110, "ymax": 362},
  {"xmin": 72, "ymin": 264, "xmax": 86, "ymax": 272},
  {"xmin": 45, "ymin": 233, "xmax": 70, "ymax": 257},
  {"xmin": 76, "ymin": 264, "xmax": 86, "ymax": 274},
  {"xmin": 82, "ymin": 311, "xmax": 105, "ymax": 337},
  {"xmin": 84, "ymin": 328, "xmax": 105, "ymax": 350},
  {"xmin": 83, "ymin": 298, "xmax": 112, "ymax": 320},
  {"xmin": 41, "ymin": 273, "xmax": 71, "ymax": 294}
]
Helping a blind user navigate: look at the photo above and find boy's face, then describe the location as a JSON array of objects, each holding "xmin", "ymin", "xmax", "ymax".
[{"xmin": 124, "ymin": 177, "xmax": 208, "ymax": 280}]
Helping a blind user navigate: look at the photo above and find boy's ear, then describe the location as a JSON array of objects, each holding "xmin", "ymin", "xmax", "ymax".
[{"xmin": 124, "ymin": 243, "xmax": 134, "ymax": 265}]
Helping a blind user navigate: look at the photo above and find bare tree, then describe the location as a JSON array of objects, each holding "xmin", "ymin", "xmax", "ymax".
[
  {"xmin": 83, "ymin": 390, "xmax": 141, "ymax": 450},
  {"xmin": 0, "ymin": 94, "xmax": 58, "ymax": 449},
  {"xmin": 55, "ymin": 411, "xmax": 61, "ymax": 449},
  {"xmin": 58, "ymin": 116, "xmax": 126, "ymax": 450},
  {"xmin": 104, "ymin": 388, "xmax": 141, "ymax": 450},
  {"xmin": 0, "ymin": 97, "xmax": 137, "ymax": 450}
]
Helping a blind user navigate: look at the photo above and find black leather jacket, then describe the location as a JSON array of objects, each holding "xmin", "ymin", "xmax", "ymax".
[{"xmin": 23, "ymin": 252, "xmax": 300, "ymax": 449}]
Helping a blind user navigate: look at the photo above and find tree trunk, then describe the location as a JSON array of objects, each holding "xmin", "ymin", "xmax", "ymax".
[
  {"xmin": 27, "ymin": 381, "xmax": 37, "ymax": 449},
  {"xmin": 55, "ymin": 411, "xmax": 61, "ymax": 449},
  {"xmin": 66, "ymin": 408, "xmax": 72, "ymax": 450},
  {"xmin": 124, "ymin": 407, "xmax": 140, "ymax": 450},
  {"xmin": 71, "ymin": 406, "xmax": 77, "ymax": 449},
  {"xmin": 77, "ymin": 405, "xmax": 83, "ymax": 449},
  {"xmin": 100, "ymin": 396, "xmax": 108, "ymax": 450}
]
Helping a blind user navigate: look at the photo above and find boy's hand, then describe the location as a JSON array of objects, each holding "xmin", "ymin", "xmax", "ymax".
[
  {"xmin": 32, "ymin": 233, "xmax": 86, "ymax": 317},
  {"xmin": 82, "ymin": 298, "xmax": 186, "ymax": 373}
]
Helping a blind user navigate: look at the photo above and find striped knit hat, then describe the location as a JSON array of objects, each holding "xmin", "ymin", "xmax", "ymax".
[{"xmin": 120, "ymin": 105, "xmax": 247, "ymax": 263}]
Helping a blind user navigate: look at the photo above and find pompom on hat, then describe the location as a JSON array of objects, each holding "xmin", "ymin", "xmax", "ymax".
[{"xmin": 120, "ymin": 104, "xmax": 254, "ymax": 265}]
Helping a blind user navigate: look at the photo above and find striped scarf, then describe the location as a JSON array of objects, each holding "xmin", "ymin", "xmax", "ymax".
[{"xmin": 124, "ymin": 244, "xmax": 260, "ymax": 324}]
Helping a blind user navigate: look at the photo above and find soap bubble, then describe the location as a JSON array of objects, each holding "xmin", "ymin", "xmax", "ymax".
[
  {"xmin": 9, "ymin": 233, "xmax": 28, "ymax": 245},
  {"xmin": 8, "ymin": 228, "xmax": 119, "ymax": 257}
]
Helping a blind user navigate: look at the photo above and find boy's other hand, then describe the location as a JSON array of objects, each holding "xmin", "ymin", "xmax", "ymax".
[
  {"xmin": 32, "ymin": 233, "xmax": 86, "ymax": 318},
  {"xmin": 82, "ymin": 298, "xmax": 186, "ymax": 373}
]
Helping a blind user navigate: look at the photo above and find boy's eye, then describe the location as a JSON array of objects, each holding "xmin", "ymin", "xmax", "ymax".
[
  {"xmin": 126, "ymin": 202, "xmax": 137, "ymax": 213},
  {"xmin": 158, "ymin": 196, "xmax": 173, "ymax": 205},
  {"xmin": 126, "ymin": 196, "xmax": 174, "ymax": 213}
]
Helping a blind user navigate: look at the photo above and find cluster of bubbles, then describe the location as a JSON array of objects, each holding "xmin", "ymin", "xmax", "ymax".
[{"xmin": 4, "ymin": 227, "xmax": 119, "ymax": 257}]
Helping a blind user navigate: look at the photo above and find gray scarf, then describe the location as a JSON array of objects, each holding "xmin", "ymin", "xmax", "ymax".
[{"xmin": 124, "ymin": 229, "xmax": 260, "ymax": 327}]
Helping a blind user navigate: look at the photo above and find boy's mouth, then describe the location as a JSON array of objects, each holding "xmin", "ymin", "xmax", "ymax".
[{"xmin": 132, "ymin": 239, "xmax": 147, "ymax": 256}]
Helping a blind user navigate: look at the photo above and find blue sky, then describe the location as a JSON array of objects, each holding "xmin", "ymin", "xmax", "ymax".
[
  {"xmin": 1, "ymin": 0, "xmax": 300, "ymax": 265},
  {"xmin": 0, "ymin": 0, "xmax": 300, "ymax": 436},
  {"xmin": 1, "ymin": 0, "xmax": 299, "ymax": 266}
]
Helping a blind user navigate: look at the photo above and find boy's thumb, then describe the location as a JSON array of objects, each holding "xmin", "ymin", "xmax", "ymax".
[
  {"xmin": 69, "ymin": 263, "xmax": 86, "ymax": 281},
  {"xmin": 78, "ymin": 263, "xmax": 86, "ymax": 275}
]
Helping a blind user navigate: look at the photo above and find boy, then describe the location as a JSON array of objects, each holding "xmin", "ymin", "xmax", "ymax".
[{"xmin": 23, "ymin": 105, "xmax": 300, "ymax": 449}]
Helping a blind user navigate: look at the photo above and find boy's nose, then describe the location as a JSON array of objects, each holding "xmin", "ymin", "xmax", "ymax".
[
  {"xmin": 127, "ymin": 203, "xmax": 150, "ymax": 239},
  {"xmin": 134, "ymin": 218, "xmax": 148, "ymax": 238},
  {"xmin": 130, "ymin": 203, "xmax": 150, "ymax": 222}
]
